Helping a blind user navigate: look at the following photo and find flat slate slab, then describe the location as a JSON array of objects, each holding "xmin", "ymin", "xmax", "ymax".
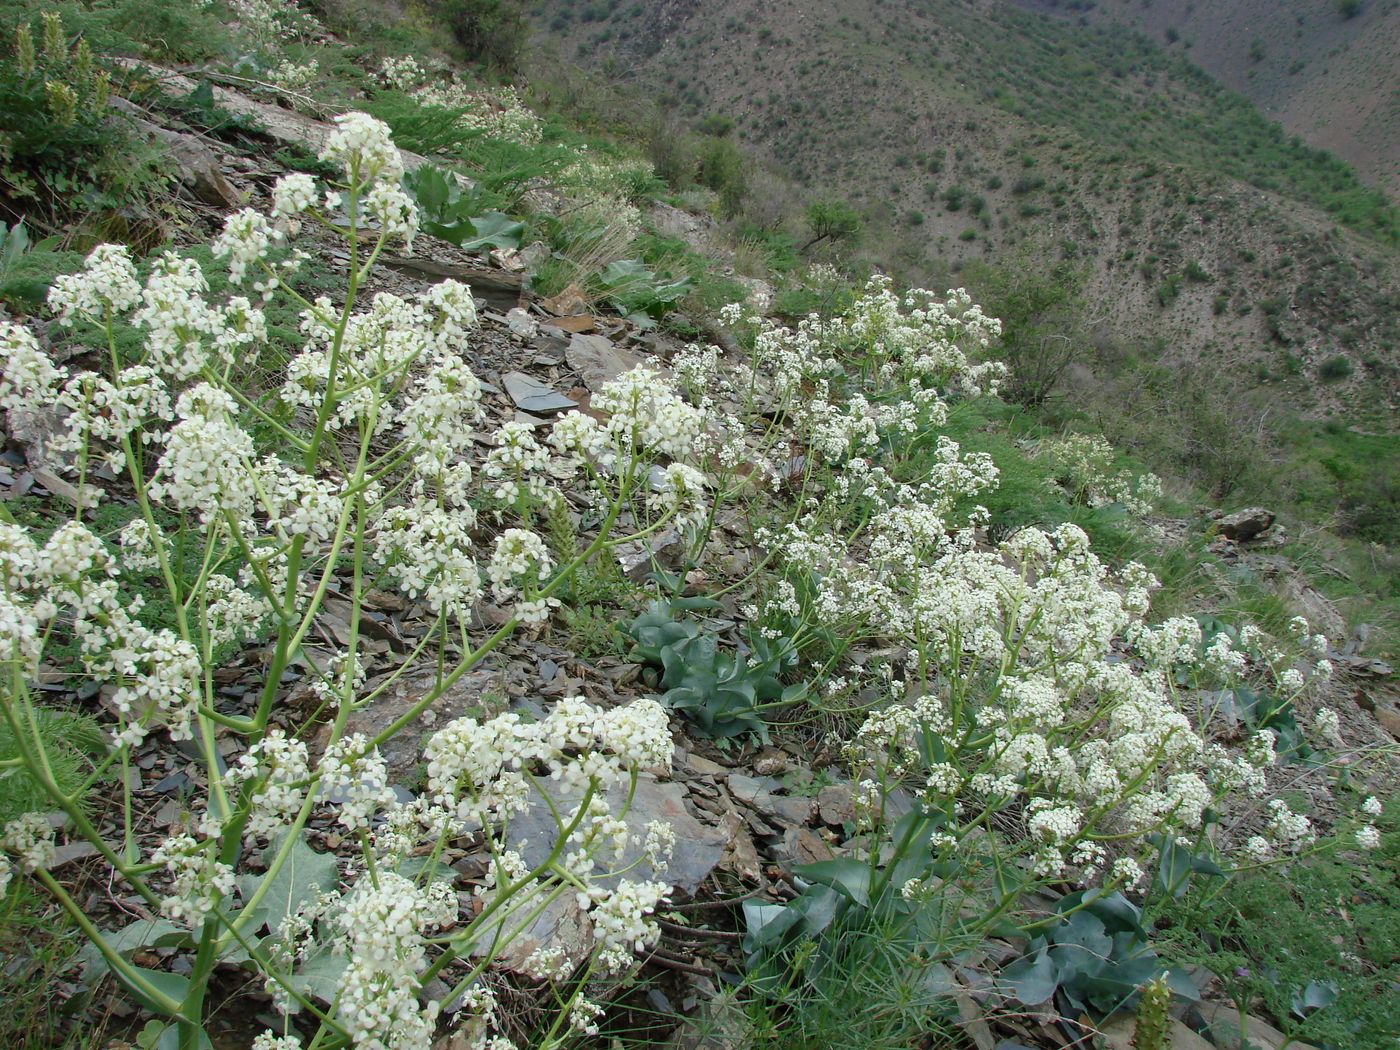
[
  {"xmin": 502, "ymin": 371, "xmax": 578, "ymax": 413},
  {"xmin": 506, "ymin": 775, "xmax": 725, "ymax": 895}
]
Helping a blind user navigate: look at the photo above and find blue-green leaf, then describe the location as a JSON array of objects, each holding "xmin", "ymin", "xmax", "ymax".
[
  {"xmin": 999, "ymin": 948, "xmax": 1058, "ymax": 1005},
  {"xmin": 792, "ymin": 857, "xmax": 873, "ymax": 907},
  {"xmin": 237, "ymin": 832, "xmax": 340, "ymax": 938}
]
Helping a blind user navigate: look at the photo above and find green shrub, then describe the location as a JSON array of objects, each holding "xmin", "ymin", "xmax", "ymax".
[
  {"xmin": 430, "ymin": 0, "xmax": 527, "ymax": 75},
  {"xmin": 1157, "ymin": 274, "xmax": 1182, "ymax": 306},
  {"xmin": 803, "ymin": 199, "xmax": 862, "ymax": 250},
  {"xmin": 0, "ymin": 0, "xmax": 231, "ymax": 64},
  {"xmin": 698, "ymin": 112, "xmax": 735, "ymax": 136},
  {"xmin": 0, "ymin": 14, "xmax": 166, "ymax": 217},
  {"xmin": 696, "ymin": 135, "xmax": 747, "ymax": 215},
  {"xmin": 362, "ymin": 91, "xmax": 478, "ymax": 155},
  {"xmin": 1318, "ymin": 353, "xmax": 1352, "ymax": 381}
]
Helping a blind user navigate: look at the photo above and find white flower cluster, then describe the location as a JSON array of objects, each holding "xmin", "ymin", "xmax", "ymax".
[
  {"xmin": 319, "ymin": 735, "xmax": 397, "ymax": 830},
  {"xmin": 0, "ymin": 322, "xmax": 62, "ymax": 412},
  {"xmin": 48, "ymin": 243, "xmax": 141, "ymax": 325},
  {"xmin": 335, "ymin": 871, "xmax": 442, "ymax": 1050},
  {"xmin": 591, "ymin": 878, "xmax": 670, "ymax": 971},
  {"xmin": 316, "ymin": 112, "xmax": 419, "ymax": 249},
  {"xmin": 649, "ymin": 463, "xmax": 709, "ymax": 532},
  {"xmin": 482, "ymin": 421, "xmax": 552, "ymax": 506},
  {"xmin": 424, "ymin": 695, "xmax": 671, "ymax": 830},
  {"xmin": 719, "ymin": 276, "xmax": 1005, "ymax": 409},
  {"xmin": 386, "ymin": 59, "xmax": 542, "ymax": 147},
  {"xmin": 1, "ymin": 812, "xmax": 55, "ymax": 874},
  {"xmin": 271, "ymin": 58, "xmax": 319, "ymax": 92},
  {"xmin": 1265, "ymin": 798, "xmax": 1316, "ymax": 852},
  {"xmin": 0, "ymin": 518, "xmax": 212, "ymax": 747},
  {"xmin": 232, "ymin": 730, "xmax": 311, "ymax": 842},
  {"xmin": 1037, "ymin": 433, "xmax": 1161, "ymax": 517},
  {"xmin": 374, "ymin": 504, "xmax": 482, "ymax": 615},
  {"xmin": 378, "ymin": 56, "xmax": 425, "ymax": 91},
  {"xmin": 811, "ymin": 457, "xmax": 1298, "ymax": 880},
  {"xmin": 151, "ymin": 832, "xmax": 236, "ymax": 927},
  {"xmin": 229, "ymin": 0, "xmax": 319, "ymax": 50},
  {"xmin": 587, "ymin": 367, "xmax": 705, "ymax": 463},
  {"xmin": 486, "ymin": 528, "xmax": 556, "ymax": 625}
]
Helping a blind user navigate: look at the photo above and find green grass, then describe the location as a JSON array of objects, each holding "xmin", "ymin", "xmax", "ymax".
[
  {"xmin": 732, "ymin": 919, "xmax": 963, "ymax": 1050},
  {"xmin": 1148, "ymin": 799, "xmax": 1400, "ymax": 1050},
  {"xmin": 0, "ymin": 705, "xmax": 106, "ymax": 822},
  {"xmin": 1288, "ymin": 422, "xmax": 1400, "ymax": 546},
  {"xmin": 0, "ymin": 884, "xmax": 110, "ymax": 1050}
]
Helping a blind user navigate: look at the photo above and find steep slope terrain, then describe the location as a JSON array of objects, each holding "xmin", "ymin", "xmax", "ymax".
[
  {"xmin": 531, "ymin": 0, "xmax": 1400, "ymax": 427},
  {"xmin": 1, "ymin": 3, "xmax": 1398, "ymax": 1049},
  {"xmin": 1030, "ymin": 0, "xmax": 1400, "ymax": 197}
]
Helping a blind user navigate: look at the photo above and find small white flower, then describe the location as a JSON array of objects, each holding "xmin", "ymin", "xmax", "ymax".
[
  {"xmin": 1, "ymin": 813, "xmax": 55, "ymax": 872},
  {"xmin": 48, "ymin": 244, "xmax": 141, "ymax": 325}
]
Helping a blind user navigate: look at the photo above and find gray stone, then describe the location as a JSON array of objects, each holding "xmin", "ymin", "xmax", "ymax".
[
  {"xmin": 502, "ymin": 371, "xmax": 577, "ymax": 413},
  {"xmin": 1216, "ymin": 507, "xmax": 1276, "ymax": 541},
  {"xmin": 754, "ymin": 791, "xmax": 813, "ymax": 827},
  {"xmin": 112, "ymin": 60, "xmax": 434, "ymax": 170},
  {"xmin": 683, "ymin": 753, "xmax": 728, "ymax": 778},
  {"xmin": 614, "ymin": 528, "xmax": 684, "ymax": 581},
  {"xmin": 716, "ymin": 807, "xmax": 761, "ymax": 883},
  {"xmin": 566, "ymin": 332, "xmax": 651, "ymax": 391},
  {"xmin": 1192, "ymin": 1003, "xmax": 1320, "ymax": 1050},
  {"xmin": 470, "ymin": 888, "xmax": 591, "ymax": 974},
  {"xmin": 507, "ymin": 775, "xmax": 724, "ymax": 895},
  {"xmin": 777, "ymin": 826, "xmax": 833, "ymax": 867},
  {"xmin": 725, "ymin": 773, "xmax": 768, "ymax": 804},
  {"xmin": 505, "ymin": 308, "xmax": 538, "ymax": 339},
  {"xmin": 516, "ymin": 241, "xmax": 552, "ymax": 271},
  {"xmin": 752, "ymin": 749, "xmax": 789, "ymax": 776},
  {"xmin": 110, "ymin": 97, "xmax": 241, "ymax": 208},
  {"xmin": 328, "ymin": 667, "xmax": 500, "ymax": 780},
  {"xmin": 817, "ymin": 784, "xmax": 856, "ymax": 827}
]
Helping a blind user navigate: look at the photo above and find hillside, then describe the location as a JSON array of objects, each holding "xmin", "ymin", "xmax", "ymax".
[
  {"xmin": 0, "ymin": 3, "xmax": 1398, "ymax": 1050},
  {"xmin": 530, "ymin": 0, "xmax": 1399, "ymax": 396},
  {"xmin": 1030, "ymin": 0, "xmax": 1400, "ymax": 197}
]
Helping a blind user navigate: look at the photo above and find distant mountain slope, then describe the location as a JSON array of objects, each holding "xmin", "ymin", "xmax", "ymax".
[
  {"xmin": 1025, "ymin": 0, "xmax": 1400, "ymax": 198},
  {"xmin": 530, "ymin": 0, "xmax": 1400, "ymax": 422}
]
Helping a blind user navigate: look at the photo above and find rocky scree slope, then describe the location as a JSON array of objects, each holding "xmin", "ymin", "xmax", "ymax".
[{"xmin": 531, "ymin": 0, "xmax": 1400, "ymax": 419}]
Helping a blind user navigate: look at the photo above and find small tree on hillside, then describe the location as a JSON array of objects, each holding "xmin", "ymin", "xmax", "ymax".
[
  {"xmin": 696, "ymin": 136, "xmax": 747, "ymax": 217},
  {"xmin": 967, "ymin": 257, "xmax": 1093, "ymax": 407},
  {"xmin": 802, "ymin": 199, "xmax": 862, "ymax": 251},
  {"xmin": 436, "ymin": 0, "xmax": 528, "ymax": 76}
]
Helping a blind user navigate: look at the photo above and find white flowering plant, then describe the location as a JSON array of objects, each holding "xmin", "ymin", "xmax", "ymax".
[
  {"xmin": 373, "ymin": 57, "xmax": 542, "ymax": 148},
  {"xmin": 691, "ymin": 275, "xmax": 1389, "ymax": 1029},
  {"xmin": 0, "ymin": 114, "xmax": 715, "ymax": 1050},
  {"xmin": 1037, "ymin": 432, "xmax": 1163, "ymax": 518}
]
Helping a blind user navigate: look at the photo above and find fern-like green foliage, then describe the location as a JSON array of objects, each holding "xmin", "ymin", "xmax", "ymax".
[{"xmin": 0, "ymin": 706, "xmax": 107, "ymax": 823}]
